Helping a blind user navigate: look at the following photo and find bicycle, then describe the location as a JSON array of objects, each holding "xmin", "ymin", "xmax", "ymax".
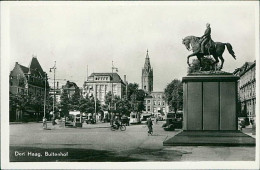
[
  {"xmin": 111, "ymin": 124, "xmax": 126, "ymax": 131},
  {"xmin": 147, "ymin": 126, "xmax": 153, "ymax": 136}
]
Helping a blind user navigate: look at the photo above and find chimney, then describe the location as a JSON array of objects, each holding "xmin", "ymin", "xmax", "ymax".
[
  {"xmin": 124, "ymin": 75, "xmax": 126, "ymax": 83},
  {"xmin": 57, "ymin": 81, "xmax": 59, "ymax": 89}
]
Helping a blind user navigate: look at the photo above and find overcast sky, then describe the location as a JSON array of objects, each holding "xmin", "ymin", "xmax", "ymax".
[{"xmin": 8, "ymin": 2, "xmax": 257, "ymax": 91}]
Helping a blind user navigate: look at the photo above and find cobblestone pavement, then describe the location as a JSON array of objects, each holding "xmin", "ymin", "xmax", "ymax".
[{"xmin": 9, "ymin": 121, "xmax": 255, "ymax": 162}]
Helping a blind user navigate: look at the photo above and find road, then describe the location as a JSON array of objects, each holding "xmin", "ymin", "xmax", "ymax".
[{"xmin": 10, "ymin": 121, "xmax": 255, "ymax": 162}]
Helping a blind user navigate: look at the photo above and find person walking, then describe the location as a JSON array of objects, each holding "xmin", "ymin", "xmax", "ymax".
[
  {"xmin": 42, "ymin": 117, "xmax": 47, "ymax": 129},
  {"xmin": 146, "ymin": 117, "xmax": 153, "ymax": 136}
]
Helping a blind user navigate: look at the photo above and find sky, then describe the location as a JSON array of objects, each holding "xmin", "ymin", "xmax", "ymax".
[{"xmin": 7, "ymin": 1, "xmax": 257, "ymax": 91}]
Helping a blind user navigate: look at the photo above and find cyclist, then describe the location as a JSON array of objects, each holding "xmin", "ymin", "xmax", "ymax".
[{"xmin": 114, "ymin": 116, "xmax": 120, "ymax": 129}]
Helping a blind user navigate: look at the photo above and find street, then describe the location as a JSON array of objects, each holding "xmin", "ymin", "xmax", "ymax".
[{"xmin": 10, "ymin": 121, "xmax": 255, "ymax": 162}]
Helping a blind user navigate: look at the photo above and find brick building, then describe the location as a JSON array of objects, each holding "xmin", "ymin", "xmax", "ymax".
[{"xmin": 9, "ymin": 57, "xmax": 49, "ymax": 121}]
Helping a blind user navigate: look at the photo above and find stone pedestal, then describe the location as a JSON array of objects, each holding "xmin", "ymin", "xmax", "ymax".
[
  {"xmin": 163, "ymin": 73, "xmax": 255, "ymax": 146},
  {"xmin": 182, "ymin": 74, "xmax": 238, "ymax": 131}
]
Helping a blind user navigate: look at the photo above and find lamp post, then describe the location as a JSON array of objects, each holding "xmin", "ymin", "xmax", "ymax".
[
  {"xmin": 50, "ymin": 61, "xmax": 56, "ymax": 123},
  {"xmin": 111, "ymin": 61, "xmax": 118, "ymax": 105},
  {"xmin": 43, "ymin": 72, "xmax": 47, "ymax": 129},
  {"xmin": 44, "ymin": 73, "xmax": 47, "ymax": 118}
]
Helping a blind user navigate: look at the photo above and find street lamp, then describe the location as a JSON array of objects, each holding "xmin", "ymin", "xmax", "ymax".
[
  {"xmin": 43, "ymin": 73, "xmax": 47, "ymax": 118},
  {"xmin": 50, "ymin": 61, "xmax": 56, "ymax": 123},
  {"xmin": 111, "ymin": 61, "xmax": 118, "ymax": 107},
  {"xmin": 43, "ymin": 72, "xmax": 48, "ymax": 129}
]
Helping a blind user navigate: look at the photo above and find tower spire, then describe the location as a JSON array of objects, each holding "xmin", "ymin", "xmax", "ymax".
[{"xmin": 142, "ymin": 49, "xmax": 153, "ymax": 93}]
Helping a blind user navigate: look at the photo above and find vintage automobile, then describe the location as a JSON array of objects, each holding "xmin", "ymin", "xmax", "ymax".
[
  {"xmin": 162, "ymin": 112, "xmax": 183, "ymax": 131},
  {"xmin": 162, "ymin": 118, "xmax": 183, "ymax": 131}
]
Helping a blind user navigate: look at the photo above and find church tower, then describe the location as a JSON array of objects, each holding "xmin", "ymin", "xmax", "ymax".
[{"xmin": 142, "ymin": 50, "xmax": 153, "ymax": 93}]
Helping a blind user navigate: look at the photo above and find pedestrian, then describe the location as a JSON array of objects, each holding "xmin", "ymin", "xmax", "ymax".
[
  {"xmin": 155, "ymin": 117, "xmax": 158, "ymax": 124},
  {"xmin": 42, "ymin": 117, "xmax": 47, "ymax": 129},
  {"xmin": 146, "ymin": 117, "xmax": 153, "ymax": 135}
]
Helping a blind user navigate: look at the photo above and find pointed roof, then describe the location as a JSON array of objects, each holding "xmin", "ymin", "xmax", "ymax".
[
  {"xmin": 28, "ymin": 57, "xmax": 45, "ymax": 77},
  {"xmin": 144, "ymin": 49, "xmax": 152, "ymax": 70}
]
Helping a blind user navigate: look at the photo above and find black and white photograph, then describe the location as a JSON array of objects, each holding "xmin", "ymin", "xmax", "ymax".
[{"xmin": 1, "ymin": 1, "xmax": 259, "ymax": 169}]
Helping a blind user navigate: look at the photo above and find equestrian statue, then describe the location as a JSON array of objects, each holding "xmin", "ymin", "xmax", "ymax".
[{"xmin": 182, "ymin": 23, "xmax": 236, "ymax": 70}]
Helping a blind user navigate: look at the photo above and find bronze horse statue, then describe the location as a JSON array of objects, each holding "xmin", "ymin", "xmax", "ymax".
[{"xmin": 182, "ymin": 36, "xmax": 236, "ymax": 70}]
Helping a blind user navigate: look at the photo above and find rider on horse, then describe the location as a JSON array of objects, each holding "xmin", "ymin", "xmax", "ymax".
[{"xmin": 201, "ymin": 23, "xmax": 211, "ymax": 53}]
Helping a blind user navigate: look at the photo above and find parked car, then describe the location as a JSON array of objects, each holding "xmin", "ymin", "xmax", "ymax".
[{"xmin": 162, "ymin": 118, "xmax": 183, "ymax": 131}]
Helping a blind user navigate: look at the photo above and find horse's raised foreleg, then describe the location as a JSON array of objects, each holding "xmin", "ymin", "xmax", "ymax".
[{"xmin": 187, "ymin": 52, "xmax": 199, "ymax": 67}]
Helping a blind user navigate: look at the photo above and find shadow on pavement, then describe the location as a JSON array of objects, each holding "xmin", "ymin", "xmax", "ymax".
[{"xmin": 10, "ymin": 146, "xmax": 144, "ymax": 162}]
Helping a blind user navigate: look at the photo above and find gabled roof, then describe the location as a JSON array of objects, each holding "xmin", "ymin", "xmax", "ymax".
[
  {"xmin": 18, "ymin": 64, "xmax": 29, "ymax": 73},
  {"xmin": 11, "ymin": 57, "xmax": 49, "ymax": 88},
  {"xmin": 233, "ymin": 61, "xmax": 256, "ymax": 77}
]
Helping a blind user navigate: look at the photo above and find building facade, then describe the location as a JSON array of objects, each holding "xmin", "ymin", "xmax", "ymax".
[
  {"xmin": 141, "ymin": 50, "xmax": 153, "ymax": 93},
  {"xmin": 82, "ymin": 73, "xmax": 126, "ymax": 105},
  {"xmin": 233, "ymin": 61, "xmax": 256, "ymax": 122},
  {"xmin": 144, "ymin": 91, "xmax": 168, "ymax": 115},
  {"xmin": 10, "ymin": 57, "xmax": 49, "ymax": 96},
  {"xmin": 9, "ymin": 57, "xmax": 49, "ymax": 121}
]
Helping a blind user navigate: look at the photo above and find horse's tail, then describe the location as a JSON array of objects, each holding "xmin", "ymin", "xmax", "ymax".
[{"xmin": 225, "ymin": 43, "xmax": 236, "ymax": 60}]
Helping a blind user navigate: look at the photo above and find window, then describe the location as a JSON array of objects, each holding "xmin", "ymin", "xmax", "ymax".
[
  {"xmin": 154, "ymin": 101, "xmax": 156, "ymax": 105},
  {"xmin": 158, "ymin": 101, "xmax": 161, "ymax": 105},
  {"xmin": 147, "ymin": 106, "xmax": 151, "ymax": 111},
  {"xmin": 147, "ymin": 100, "xmax": 150, "ymax": 104}
]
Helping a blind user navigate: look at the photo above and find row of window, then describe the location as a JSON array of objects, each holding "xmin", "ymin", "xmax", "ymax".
[
  {"xmin": 146, "ymin": 100, "xmax": 165, "ymax": 106},
  {"xmin": 239, "ymin": 82, "xmax": 256, "ymax": 100},
  {"xmin": 146, "ymin": 106, "xmax": 166, "ymax": 112},
  {"xmin": 85, "ymin": 84, "xmax": 118, "ymax": 91},
  {"xmin": 94, "ymin": 76, "xmax": 110, "ymax": 81},
  {"xmin": 17, "ymin": 86, "xmax": 44, "ymax": 96},
  {"xmin": 240, "ymin": 69, "xmax": 255, "ymax": 87},
  {"xmin": 151, "ymin": 94, "xmax": 162, "ymax": 99}
]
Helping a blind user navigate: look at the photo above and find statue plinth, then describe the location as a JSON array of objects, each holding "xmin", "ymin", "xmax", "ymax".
[
  {"xmin": 182, "ymin": 74, "xmax": 238, "ymax": 130},
  {"xmin": 163, "ymin": 73, "xmax": 255, "ymax": 146}
]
